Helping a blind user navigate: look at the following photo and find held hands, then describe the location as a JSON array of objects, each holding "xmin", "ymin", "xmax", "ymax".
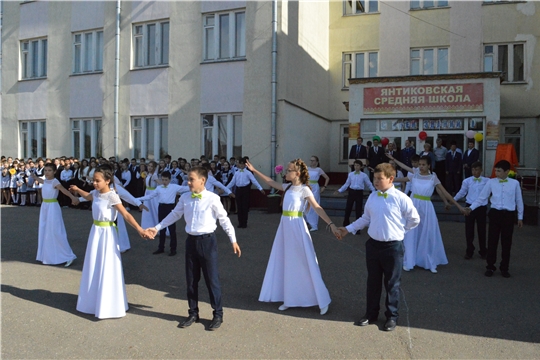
[
  {"xmin": 69, "ymin": 185, "xmax": 81, "ymax": 194},
  {"xmin": 463, "ymin": 207, "xmax": 472, "ymax": 216},
  {"xmin": 260, "ymin": 190, "xmax": 266, "ymax": 195},
  {"xmin": 71, "ymin": 197, "xmax": 80, "ymax": 206},
  {"xmin": 232, "ymin": 242, "xmax": 242, "ymax": 257},
  {"xmin": 336, "ymin": 227, "xmax": 350, "ymax": 239},
  {"xmin": 143, "ymin": 227, "xmax": 158, "ymax": 240},
  {"xmin": 328, "ymin": 224, "xmax": 342, "ymax": 240},
  {"xmin": 139, "ymin": 204, "xmax": 149, "ymax": 212}
]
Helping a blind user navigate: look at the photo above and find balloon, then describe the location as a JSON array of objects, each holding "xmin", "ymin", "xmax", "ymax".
[
  {"xmin": 419, "ymin": 131, "xmax": 427, "ymax": 140},
  {"xmin": 372, "ymin": 135, "xmax": 381, "ymax": 142},
  {"xmin": 474, "ymin": 133, "xmax": 484, "ymax": 142},
  {"xmin": 466, "ymin": 130, "xmax": 476, "ymax": 139},
  {"xmin": 381, "ymin": 137, "xmax": 389, "ymax": 147}
]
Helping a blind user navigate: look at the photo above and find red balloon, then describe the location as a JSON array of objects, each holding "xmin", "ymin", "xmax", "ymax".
[
  {"xmin": 381, "ymin": 137, "xmax": 389, "ymax": 147},
  {"xmin": 419, "ymin": 131, "xmax": 427, "ymax": 140}
]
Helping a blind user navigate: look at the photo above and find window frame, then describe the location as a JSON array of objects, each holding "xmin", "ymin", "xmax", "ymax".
[
  {"xmin": 340, "ymin": 124, "xmax": 350, "ymax": 163},
  {"xmin": 131, "ymin": 116, "xmax": 168, "ymax": 160},
  {"xmin": 410, "ymin": 0, "xmax": 449, "ymax": 10},
  {"xmin": 19, "ymin": 120, "xmax": 46, "ymax": 158},
  {"xmin": 72, "ymin": 29, "xmax": 104, "ymax": 74},
  {"xmin": 410, "ymin": 47, "xmax": 449, "ymax": 75},
  {"xmin": 483, "ymin": 43, "xmax": 526, "ymax": 83},
  {"xmin": 343, "ymin": 0, "xmax": 379, "ymax": 15},
  {"xmin": 342, "ymin": 51, "xmax": 379, "ymax": 88},
  {"xmin": 503, "ymin": 124, "xmax": 524, "ymax": 165},
  {"xmin": 71, "ymin": 118, "xmax": 103, "ymax": 159},
  {"xmin": 202, "ymin": 9, "xmax": 246, "ymax": 62},
  {"xmin": 201, "ymin": 113, "xmax": 242, "ymax": 159},
  {"xmin": 132, "ymin": 20, "xmax": 170, "ymax": 69},
  {"xmin": 20, "ymin": 37, "xmax": 48, "ymax": 80}
]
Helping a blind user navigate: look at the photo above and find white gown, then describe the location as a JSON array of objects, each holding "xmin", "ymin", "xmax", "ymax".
[
  {"xmin": 305, "ymin": 167, "xmax": 324, "ymax": 230},
  {"xmin": 77, "ymin": 190, "xmax": 128, "ymax": 319},
  {"xmin": 403, "ymin": 173, "xmax": 448, "ymax": 271},
  {"xmin": 36, "ymin": 179, "xmax": 77, "ymax": 265},
  {"xmin": 259, "ymin": 184, "xmax": 331, "ymax": 309},
  {"xmin": 140, "ymin": 173, "xmax": 159, "ymax": 229}
]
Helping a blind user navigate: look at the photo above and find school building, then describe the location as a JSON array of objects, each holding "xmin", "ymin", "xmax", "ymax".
[{"xmin": 1, "ymin": 1, "xmax": 539, "ymax": 182}]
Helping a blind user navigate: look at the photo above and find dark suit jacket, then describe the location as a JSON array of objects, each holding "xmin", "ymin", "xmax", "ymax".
[
  {"xmin": 445, "ymin": 151, "xmax": 462, "ymax": 173},
  {"xmin": 386, "ymin": 150, "xmax": 400, "ymax": 163},
  {"xmin": 368, "ymin": 146, "xmax": 386, "ymax": 168},
  {"xmin": 462, "ymin": 148, "xmax": 479, "ymax": 168},
  {"xmin": 349, "ymin": 144, "xmax": 367, "ymax": 160}
]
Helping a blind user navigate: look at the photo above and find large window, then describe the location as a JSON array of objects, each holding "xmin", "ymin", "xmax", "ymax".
[
  {"xmin": 72, "ymin": 119, "xmax": 103, "ymax": 159},
  {"xmin": 20, "ymin": 38, "xmax": 47, "ymax": 79},
  {"xmin": 73, "ymin": 30, "xmax": 103, "ymax": 74},
  {"xmin": 203, "ymin": 10, "xmax": 246, "ymax": 61},
  {"xmin": 343, "ymin": 51, "xmax": 378, "ymax": 88},
  {"xmin": 503, "ymin": 125, "xmax": 523, "ymax": 164},
  {"xmin": 340, "ymin": 125, "xmax": 350, "ymax": 163},
  {"xmin": 133, "ymin": 20, "xmax": 169, "ymax": 68},
  {"xmin": 484, "ymin": 43, "xmax": 525, "ymax": 83},
  {"xmin": 202, "ymin": 114, "xmax": 242, "ymax": 159},
  {"xmin": 410, "ymin": 47, "xmax": 448, "ymax": 75},
  {"xmin": 410, "ymin": 0, "xmax": 448, "ymax": 9},
  {"xmin": 131, "ymin": 116, "xmax": 168, "ymax": 160},
  {"xmin": 20, "ymin": 120, "xmax": 46, "ymax": 158},
  {"xmin": 344, "ymin": 0, "xmax": 379, "ymax": 14}
]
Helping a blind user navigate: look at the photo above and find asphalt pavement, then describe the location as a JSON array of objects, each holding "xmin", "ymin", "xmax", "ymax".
[{"xmin": 1, "ymin": 204, "xmax": 539, "ymax": 359}]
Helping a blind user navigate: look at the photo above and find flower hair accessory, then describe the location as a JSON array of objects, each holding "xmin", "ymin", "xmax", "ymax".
[{"xmin": 274, "ymin": 165, "xmax": 284, "ymax": 175}]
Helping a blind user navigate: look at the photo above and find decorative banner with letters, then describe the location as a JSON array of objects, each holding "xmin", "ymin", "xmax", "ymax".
[{"xmin": 364, "ymin": 83, "xmax": 484, "ymax": 114}]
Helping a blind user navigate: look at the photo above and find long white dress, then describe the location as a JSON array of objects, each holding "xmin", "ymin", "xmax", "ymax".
[
  {"xmin": 403, "ymin": 173, "xmax": 448, "ymax": 271},
  {"xmin": 305, "ymin": 167, "xmax": 324, "ymax": 230},
  {"xmin": 140, "ymin": 173, "xmax": 159, "ymax": 229},
  {"xmin": 259, "ymin": 184, "xmax": 331, "ymax": 309},
  {"xmin": 36, "ymin": 179, "xmax": 77, "ymax": 265},
  {"xmin": 77, "ymin": 190, "xmax": 128, "ymax": 319}
]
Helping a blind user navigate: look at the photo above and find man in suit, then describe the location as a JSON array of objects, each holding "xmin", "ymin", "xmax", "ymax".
[
  {"xmin": 463, "ymin": 140, "xmax": 480, "ymax": 178},
  {"xmin": 386, "ymin": 142, "xmax": 399, "ymax": 163},
  {"xmin": 368, "ymin": 137, "xmax": 386, "ymax": 181},
  {"xmin": 349, "ymin": 137, "xmax": 368, "ymax": 172},
  {"xmin": 400, "ymin": 139, "xmax": 415, "ymax": 168},
  {"xmin": 445, "ymin": 141, "xmax": 463, "ymax": 195}
]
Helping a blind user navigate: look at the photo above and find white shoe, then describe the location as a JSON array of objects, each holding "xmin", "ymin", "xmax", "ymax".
[
  {"xmin": 403, "ymin": 266, "xmax": 410, "ymax": 272},
  {"xmin": 278, "ymin": 304, "xmax": 289, "ymax": 311},
  {"xmin": 320, "ymin": 306, "xmax": 329, "ymax": 315},
  {"xmin": 430, "ymin": 268, "xmax": 438, "ymax": 274},
  {"xmin": 309, "ymin": 228, "xmax": 318, "ymax": 232},
  {"xmin": 65, "ymin": 259, "xmax": 74, "ymax": 267}
]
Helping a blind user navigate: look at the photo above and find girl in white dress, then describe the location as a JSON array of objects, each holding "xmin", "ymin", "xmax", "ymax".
[
  {"xmin": 31, "ymin": 164, "xmax": 78, "ymax": 266},
  {"xmin": 246, "ymin": 159, "xmax": 340, "ymax": 315},
  {"xmin": 141, "ymin": 161, "xmax": 160, "ymax": 229},
  {"xmin": 389, "ymin": 154, "xmax": 465, "ymax": 273},
  {"xmin": 70, "ymin": 165, "xmax": 146, "ymax": 319},
  {"xmin": 305, "ymin": 156, "xmax": 330, "ymax": 232}
]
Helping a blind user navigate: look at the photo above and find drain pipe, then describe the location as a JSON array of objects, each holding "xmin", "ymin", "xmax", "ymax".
[
  {"xmin": 270, "ymin": 0, "xmax": 278, "ymax": 180},
  {"xmin": 113, "ymin": 0, "xmax": 121, "ymax": 160}
]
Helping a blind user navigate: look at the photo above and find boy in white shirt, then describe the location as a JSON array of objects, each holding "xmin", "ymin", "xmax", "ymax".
[
  {"xmin": 337, "ymin": 163, "xmax": 420, "ymax": 331},
  {"xmin": 145, "ymin": 167, "xmax": 241, "ymax": 330}
]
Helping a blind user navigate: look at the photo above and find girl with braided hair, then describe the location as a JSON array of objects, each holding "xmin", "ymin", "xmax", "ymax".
[{"xmin": 246, "ymin": 159, "xmax": 340, "ymax": 315}]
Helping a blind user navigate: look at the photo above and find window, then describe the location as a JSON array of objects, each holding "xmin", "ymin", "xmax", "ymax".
[
  {"xmin": 71, "ymin": 119, "xmax": 103, "ymax": 159},
  {"xmin": 484, "ymin": 43, "xmax": 525, "ymax": 83},
  {"xmin": 410, "ymin": 47, "xmax": 448, "ymax": 75},
  {"xmin": 131, "ymin": 116, "xmax": 168, "ymax": 160},
  {"xmin": 202, "ymin": 114, "xmax": 242, "ymax": 159},
  {"xmin": 504, "ymin": 125, "xmax": 523, "ymax": 164},
  {"xmin": 19, "ymin": 120, "xmax": 46, "ymax": 158},
  {"xmin": 72, "ymin": 30, "xmax": 104, "ymax": 74},
  {"xmin": 203, "ymin": 10, "xmax": 246, "ymax": 61},
  {"xmin": 20, "ymin": 38, "xmax": 47, "ymax": 79},
  {"xmin": 340, "ymin": 125, "xmax": 349, "ymax": 163},
  {"xmin": 344, "ymin": 0, "xmax": 379, "ymax": 14},
  {"xmin": 410, "ymin": 0, "xmax": 448, "ymax": 10},
  {"xmin": 342, "ymin": 51, "xmax": 378, "ymax": 88},
  {"xmin": 132, "ymin": 20, "xmax": 169, "ymax": 68}
]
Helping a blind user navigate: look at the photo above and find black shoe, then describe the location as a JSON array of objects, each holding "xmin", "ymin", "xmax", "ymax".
[
  {"xmin": 178, "ymin": 315, "xmax": 199, "ymax": 328},
  {"xmin": 354, "ymin": 317, "xmax": 377, "ymax": 326},
  {"xmin": 153, "ymin": 249, "xmax": 164, "ymax": 255},
  {"xmin": 384, "ymin": 319, "xmax": 397, "ymax": 331},
  {"xmin": 169, "ymin": 251, "xmax": 177, "ymax": 256},
  {"xmin": 208, "ymin": 316, "xmax": 223, "ymax": 331},
  {"xmin": 464, "ymin": 254, "xmax": 473, "ymax": 260},
  {"xmin": 485, "ymin": 269, "xmax": 494, "ymax": 277},
  {"xmin": 501, "ymin": 271, "xmax": 511, "ymax": 278}
]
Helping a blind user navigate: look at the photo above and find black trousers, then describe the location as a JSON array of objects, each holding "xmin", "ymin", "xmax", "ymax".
[
  {"xmin": 435, "ymin": 161, "xmax": 446, "ymax": 188},
  {"xmin": 486, "ymin": 209, "xmax": 515, "ymax": 272},
  {"xmin": 343, "ymin": 189, "xmax": 364, "ymax": 227},
  {"xmin": 365, "ymin": 239, "xmax": 404, "ymax": 321},
  {"xmin": 465, "ymin": 204, "xmax": 487, "ymax": 257},
  {"xmin": 446, "ymin": 171, "xmax": 462, "ymax": 194},
  {"xmin": 158, "ymin": 203, "xmax": 177, "ymax": 251},
  {"xmin": 185, "ymin": 233, "xmax": 223, "ymax": 318},
  {"xmin": 236, "ymin": 185, "xmax": 251, "ymax": 227}
]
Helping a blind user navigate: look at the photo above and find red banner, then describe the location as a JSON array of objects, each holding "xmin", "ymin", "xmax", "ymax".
[{"xmin": 364, "ymin": 83, "xmax": 483, "ymax": 114}]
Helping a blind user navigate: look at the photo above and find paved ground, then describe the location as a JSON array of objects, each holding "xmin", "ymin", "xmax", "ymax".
[{"xmin": 2, "ymin": 204, "xmax": 539, "ymax": 359}]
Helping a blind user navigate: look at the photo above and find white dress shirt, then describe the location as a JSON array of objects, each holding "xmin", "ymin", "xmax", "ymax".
[
  {"xmin": 227, "ymin": 169, "xmax": 263, "ymax": 190},
  {"xmin": 155, "ymin": 189, "xmax": 237, "ymax": 243},
  {"xmin": 138, "ymin": 184, "xmax": 189, "ymax": 204},
  {"xmin": 121, "ymin": 170, "xmax": 132, "ymax": 187},
  {"xmin": 338, "ymin": 171, "xmax": 375, "ymax": 193},
  {"xmin": 345, "ymin": 186, "xmax": 420, "ymax": 241},
  {"xmin": 454, "ymin": 176, "xmax": 489, "ymax": 206},
  {"xmin": 206, "ymin": 176, "xmax": 232, "ymax": 195},
  {"xmin": 469, "ymin": 177, "xmax": 524, "ymax": 220}
]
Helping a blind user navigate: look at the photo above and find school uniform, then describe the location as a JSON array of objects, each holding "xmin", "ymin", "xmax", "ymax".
[
  {"xmin": 469, "ymin": 177, "xmax": 524, "ymax": 274},
  {"xmin": 454, "ymin": 176, "xmax": 489, "ymax": 258},
  {"xmin": 367, "ymin": 146, "xmax": 386, "ymax": 180},
  {"xmin": 349, "ymin": 144, "xmax": 368, "ymax": 171},
  {"xmin": 169, "ymin": 168, "xmax": 182, "ymax": 185},
  {"xmin": 346, "ymin": 186, "xmax": 420, "ymax": 323},
  {"xmin": 138, "ymin": 183, "xmax": 189, "ymax": 254},
  {"xmin": 337, "ymin": 170, "xmax": 375, "ymax": 226},
  {"xmin": 59, "ymin": 168, "xmax": 73, "ymax": 207},
  {"xmin": 227, "ymin": 169, "xmax": 263, "ymax": 228},
  {"xmin": 155, "ymin": 189, "xmax": 237, "ymax": 319},
  {"xmin": 463, "ymin": 148, "xmax": 480, "ymax": 178}
]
